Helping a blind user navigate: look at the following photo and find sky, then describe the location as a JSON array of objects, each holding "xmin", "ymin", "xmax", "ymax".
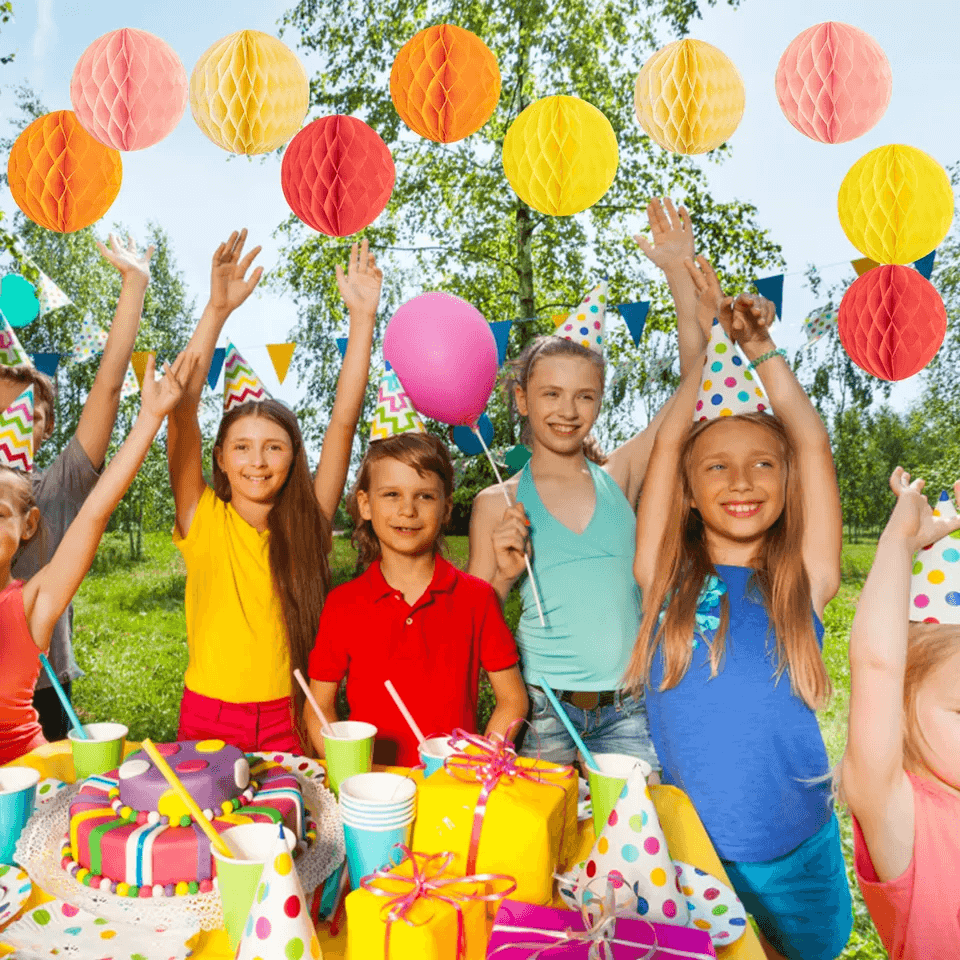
[{"xmin": 0, "ymin": 0, "xmax": 957, "ymax": 411}]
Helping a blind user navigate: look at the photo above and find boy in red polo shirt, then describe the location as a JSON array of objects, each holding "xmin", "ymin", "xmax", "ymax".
[{"xmin": 306, "ymin": 371, "xmax": 527, "ymax": 766}]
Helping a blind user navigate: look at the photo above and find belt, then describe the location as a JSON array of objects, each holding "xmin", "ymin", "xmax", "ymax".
[{"xmin": 550, "ymin": 689, "xmax": 617, "ymax": 710}]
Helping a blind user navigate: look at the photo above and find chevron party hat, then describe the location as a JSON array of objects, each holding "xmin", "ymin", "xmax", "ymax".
[
  {"xmin": 553, "ymin": 281, "xmax": 607, "ymax": 354},
  {"xmin": 223, "ymin": 341, "xmax": 271, "ymax": 412},
  {"xmin": 0, "ymin": 312, "xmax": 31, "ymax": 367},
  {"xmin": 910, "ymin": 490, "xmax": 960, "ymax": 624},
  {"xmin": 0, "ymin": 385, "xmax": 34, "ymax": 471},
  {"xmin": 370, "ymin": 368, "xmax": 427, "ymax": 441},
  {"xmin": 694, "ymin": 318, "xmax": 771, "ymax": 422}
]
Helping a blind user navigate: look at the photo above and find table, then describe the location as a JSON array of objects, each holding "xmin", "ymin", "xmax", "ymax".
[{"xmin": 2, "ymin": 741, "xmax": 763, "ymax": 959}]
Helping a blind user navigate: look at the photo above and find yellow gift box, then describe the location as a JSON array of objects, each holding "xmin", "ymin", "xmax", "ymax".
[{"xmin": 410, "ymin": 748, "xmax": 578, "ymax": 905}]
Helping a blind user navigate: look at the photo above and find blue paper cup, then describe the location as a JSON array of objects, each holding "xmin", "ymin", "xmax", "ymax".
[
  {"xmin": 418, "ymin": 737, "xmax": 458, "ymax": 777},
  {"xmin": 0, "ymin": 767, "xmax": 40, "ymax": 864},
  {"xmin": 343, "ymin": 819, "xmax": 413, "ymax": 890}
]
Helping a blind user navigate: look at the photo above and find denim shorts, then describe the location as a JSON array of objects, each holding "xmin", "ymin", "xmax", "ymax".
[{"xmin": 519, "ymin": 683, "xmax": 660, "ymax": 771}]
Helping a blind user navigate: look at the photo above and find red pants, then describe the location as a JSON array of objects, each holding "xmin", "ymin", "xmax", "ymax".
[{"xmin": 177, "ymin": 688, "xmax": 302, "ymax": 754}]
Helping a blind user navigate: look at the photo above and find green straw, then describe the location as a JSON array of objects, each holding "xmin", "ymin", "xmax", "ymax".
[
  {"xmin": 39, "ymin": 653, "xmax": 87, "ymax": 740},
  {"xmin": 535, "ymin": 676, "xmax": 596, "ymax": 771}
]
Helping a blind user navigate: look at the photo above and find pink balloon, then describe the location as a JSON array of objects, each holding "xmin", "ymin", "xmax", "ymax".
[{"xmin": 383, "ymin": 292, "xmax": 498, "ymax": 426}]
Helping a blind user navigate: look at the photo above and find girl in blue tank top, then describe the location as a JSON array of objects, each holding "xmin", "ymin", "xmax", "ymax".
[{"xmin": 627, "ymin": 257, "xmax": 851, "ymax": 960}]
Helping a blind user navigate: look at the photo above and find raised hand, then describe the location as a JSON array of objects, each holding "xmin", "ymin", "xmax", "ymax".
[
  {"xmin": 493, "ymin": 502, "xmax": 531, "ymax": 583},
  {"xmin": 209, "ymin": 229, "xmax": 264, "ymax": 316},
  {"xmin": 683, "ymin": 255, "xmax": 734, "ymax": 336},
  {"xmin": 139, "ymin": 352, "xmax": 200, "ymax": 421},
  {"xmin": 885, "ymin": 468, "xmax": 960, "ymax": 553},
  {"xmin": 96, "ymin": 233, "xmax": 155, "ymax": 283},
  {"xmin": 634, "ymin": 198, "xmax": 694, "ymax": 272},
  {"xmin": 336, "ymin": 238, "xmax": 383, "ymax": 320},
  {"xmin": 730, "ymin": 294, "xmax": 776, "ymax": 347}
]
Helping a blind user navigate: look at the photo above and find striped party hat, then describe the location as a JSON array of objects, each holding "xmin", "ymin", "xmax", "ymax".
[
  {"xmin": 910, "ymin": 491, "xmax": 960, "ymax": 624},
  {"xmin": 223, "ymin": 342, "xmax": 270, "ymax": 412},
  {"xmin": 694, "ymin": 318, "xmax": 771, "ymax": 421},
  {"xmin": 553, "ymin": 281, "xmax": 607, "ymax": 354},
  {"xmin": 0, "ymin": 385, "xmax": 34, "ymax": 471},
  {"xmin": 0, "ymin": 312, "xmax": 31, "ymax": 367},
  {"xmin": 370, "ymin": 368, "xmax": 426, "ymax": 440}
]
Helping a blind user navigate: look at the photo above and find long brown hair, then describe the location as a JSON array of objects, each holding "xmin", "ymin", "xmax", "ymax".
[
  {"xmin": 0, "ymin": 465, "xmax": 46, "ymax": 563},
  {"xmin": 212, "ymin": 401, "xmax": 331, "ymax": 737},
  {"xmin": 347, "ymin": 433, "xmax": 454, "ymax": 569},
  {"xmin": 504, "ymin": 335, "xmax": 608, "ymax": 466},
  {"xmin": 626, "ymin": 412, "xmax": 831, "ymax": 711}
]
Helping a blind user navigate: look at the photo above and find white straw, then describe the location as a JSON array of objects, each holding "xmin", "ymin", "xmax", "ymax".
[
  {"xmin": 293, "ymin": 668, "xmax": 335, "ymax": 736},
  {"xmin": 471, "ymin": 425, "xmax": 546, "ymax": 627},
  {"xmin": 384, "ymin": 680, "xmax": 427, "ymax": 746}
]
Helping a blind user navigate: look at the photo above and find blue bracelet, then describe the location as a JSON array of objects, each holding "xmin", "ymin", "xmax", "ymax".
[{"xmin": 747, "ymin": 347, "xmax": 786, "ymax": 371}]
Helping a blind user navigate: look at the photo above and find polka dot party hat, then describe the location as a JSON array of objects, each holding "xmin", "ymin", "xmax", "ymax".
[
  {"xmin": 0, "ymin": 311, "xmax": 30, "ymax": 366},
  {"xmin": 695, "ymin": 318, "xmax": 771, "ymax": 422},
  {"xmin": 553, "ymin": 280, "xmax": 607, "ymax": 354},
  {"xmin": 370, "ymin": 368, "xmax": 427, "ymax": 441},
  {"xmin": 223, "ymin": 341, "xmax": 271, "ymax": 413},
  {"xmin": 910, "ymin": 490, "xmax": 960, "ymax": 624},
  {"xmin": 237, "ymin": 826, "xmax": 322, "ymax": 960}
]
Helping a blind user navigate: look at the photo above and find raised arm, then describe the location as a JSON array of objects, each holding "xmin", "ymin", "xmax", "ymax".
[
  {"xmin": 313, "ymin": 240, "xmax": 380, "ymax": 525},
  {"xmin": 841, "ymin": 470, "xmax": 960, "ymax": 883}
]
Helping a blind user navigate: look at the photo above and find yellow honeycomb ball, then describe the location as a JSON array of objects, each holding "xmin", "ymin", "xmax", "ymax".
[
  {"xmin": 837, "ymin": 144, "xmax": 953, "ymax": 264},
  {"xmin": 189, "ymin": 30, "xmax": 308, "ymax": 154},
  {"xmin": 502, "ymin": 95, "xmax": 618, "ymax": 216},
  {"xmin": 634, "ymin": 38, "xmax": 744, "ymax": 154}
]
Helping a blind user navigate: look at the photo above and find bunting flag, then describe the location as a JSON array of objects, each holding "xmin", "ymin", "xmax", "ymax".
[
  {"xmin": 551, "ymin": 312, "xmax": 568, "ymax": 328},
  {"xmin": 130, "ymin": 352, "xmax": 155, "ymax": 389},
  {"xmin": 489, "ymin": 320, "xmax": 513, "ymax": 366},
  {"xmin": 851, "ymin": 257, "xmax": 879, "ymax": 277},
  {"xmin": 30, "ymin": 353, "xmax": 60, "ymax": 378},
  {"xmin": 36, "ymin": 270, "xmax": 72, "ymax": 315},
  {"xmin": 223, "ymin": 341, "xmax": 270, "ymax": 412},
  {"xmin": 752, "ymin": 274, "xmax": 784, "ymax": 319},
  {"xmin": 606, "ymin": 358, "xmax": 632, "ymax": 394},
  {"xmin": 0, "ymin": 314, "xmax": 30, "ymax": 366},
  {"xmin": 119, "ymin": 362, "xmax": 139, "ymax": 399},
  {"xmin": 804, "ymin": 307, "xmax": 838, "ymax": 347},
  {"xmin": 206, "ymin": 347, "xmax": 226, "ymax": 390},
  {"xmin": 266, "ymin": 343, "xmax": 296, "ymax": 384},
  {"xmin": 645, "ymin": 353, "xmax": 674, "ymax": 387},
  {"xmin": 335, "ymin": 337, "xmax": 348, "ymax": 359},
  {"xmin": 617, "ymin": 300, "xmax": 650, "ymax": 346},
  {"xmin": 72, "ymin": 313, "xmax": 109, "ymax": 362},
  {"xmin": 0, "ymin": 385, "xmax": 34, "ymax": 472},
  {"xmin": 914, "ymin": 250, "xmax": 936, "ymax": 280}
]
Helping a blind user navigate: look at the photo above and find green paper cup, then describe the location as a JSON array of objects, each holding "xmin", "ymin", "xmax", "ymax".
[
  {"xmin": 67, "ymin": 722, "xmax": 128, "ymax": 780},
  {"xmin": 322, "ymin": 721, "xmax": 377, "ymax": 798},
  {"xmin": 212, "ymin": 823, "xmax": 295, "ymax": 952},
  {"xmin": 587, "ymin": 753, "xmax": 652, "ymax": 838}
]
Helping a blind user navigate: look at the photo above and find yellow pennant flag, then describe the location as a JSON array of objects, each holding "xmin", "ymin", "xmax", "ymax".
[
  {"xmin": 851, "ymin": 257, "xmax": 879, "ymax": 277},
  {"xmin": 552, "ymin": 313, "xmax": 569, "ymax": 328},
  {"xmin": 131, "ymin": 351, "xmax": 155, "ymax": 389},
  {"xmin": 266, "ymin": 343, "xmax": 296, "ymax": 384}
]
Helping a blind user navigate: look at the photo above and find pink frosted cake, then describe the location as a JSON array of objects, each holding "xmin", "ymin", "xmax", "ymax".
[{"xmin": 61, "ymin": 740, "xmax": 316, "ymax": 898}]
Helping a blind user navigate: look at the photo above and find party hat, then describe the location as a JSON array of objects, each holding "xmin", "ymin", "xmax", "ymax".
[
  {"xmin": 369, "ymin": 368, "xmax": 426, "ymax": 440},
  {"xmin": 223, "ymin": 341, "xmax": 270, "ymax": 412},
  {"xmin": 0, "ymin": 313, "xmax": 31, "ymax": 366},
  {"xmin": 553, "ymin": 281, "xmax": 607, "ymax": 354},
  {"xmin": 694, "ymin": 318, "xmax": 770, "ymax": 422},
  {"xmin": 910, "ymin": 490, "xmax": 960, "ymax": 624},
  {"xmin": 0, "ymin": 386, "xmax": 34, "ymax": 472},
  {"xmin": 236, "ymin": 827, "xmax": 322, "ymax": 960}
]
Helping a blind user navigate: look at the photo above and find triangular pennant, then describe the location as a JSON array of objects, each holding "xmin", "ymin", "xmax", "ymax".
[
  {"xmin": 852, "ymin": 257, "xmax": 879, "ymax": 277},
  {"xmin": 606, "ymin": 359, "xmax": 632, "ymax": 394},
  {"xmin": 72, "ymin": 313, "xmax": 109, "ymax": 362},
  {"xmin": 551, "ymin": 313, "xmax": 568, "ymax": 328},
  {"xmin": 803, "ymin": 307, "xmax": 838, "ymax": 347},
  {"xmin": 489, "ymin": 320, "xmax": 513, "ymax": 366},
  {"xmin": 206, "ymin": 347, "xmax": 226, "ymax": 390},
  {"xmin": 131, "ymin": 351, "xmax": 154, "ymax": 389},
  {"xmin": 30, "ymin": 353, "xmax": 60, "ymax": 378},
  {"xmin": 553, "ymin": 281, "xmax": 607, "ymax": 354},
  {"xmin": 335, "ymin": 337, "xmax": 348, "ymax": 359},
  {"xmin": 645, "ymin": 354, "xmax": 674, "ymax": 387},
  {"xmin": 119, "ymin": 362, "xmax": 139, "ymax": 400},
  {"xmin": 0, "ymin": 314, "xmax": 31, "ymax": 366},
  {"xmin": 370, "ymin": 368, "xmax": 427, "ymax": 440},
  {"xmin": 914, "ymin": 250, "xmax": 936, "ymax": 280},
  {"xmin": 0, "ymin": 385, "xmax": 34, "ymax": 472},
  {"xmin": 752, "ymin": 274, "xmax": 783, "ymax": 320},
  {"xmin": 36, "ymin": 270, "xmax": 72, "ymax": 315},
  {"xmin": 695, "ymin": 319, "xmax": 771, "ymax": 421},
  {"xmin": 910, "ymin": 491, "xmax": 960, "ymax": 624},
  {"xmin": 617, "ymin": 300, "xmax": 650, "ymax": 346},
  {"xmin": 266, "ymin": 343, "xmax": 296, "ymax": 384},
  {"xmin": 223, "ymin": 341, "xmax": 270, "ymax": 412}
]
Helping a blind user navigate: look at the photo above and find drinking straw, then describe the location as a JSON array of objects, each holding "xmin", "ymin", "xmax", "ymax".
[
  {"xmin": 328, "ymin": 864, "xmax": 350, "ymax": 936},
  {"xmin": 470, "ymin": 424, "xmax": 546, "ymax": 626},
  {"xmin": 384, "ymin": 680, "xmax": 426, "ymax": 746},
  {"xmin": 39, "ymin": 653, "xmax": 87, "ymax": 740},
  {"xmin": 535, "ymin": 676, "xmax": 598, "ymax": 772},
  {"xmin": 293, "ymin": 668, "xmax": 335, "ymax": 736},
  {"xmin": 140, "ymin": 739, "xmax": 233, "ymax": 858}
]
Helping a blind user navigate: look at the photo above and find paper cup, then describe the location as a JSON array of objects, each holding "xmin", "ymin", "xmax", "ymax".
[
  {"xmin": 339, "ymin": 804, "xmax": 416, "ymax": 829},
  {"xmin": 343, "ymin": 819, "xmax": 413, "ymax": 890},
  {"xmin": 0, "ymin": 767, "xmax": 41, "ymax": 864},
  {"xmin": 419, "ymin": 736, "xmax": 458, "ymax": 777},
  {"xmin": 322, "ymin": 721, "xmax": 377, "ymax": 797},
  {"xmin": 339, "ymin": 800, "xmax": 415, "ymax": 822},
  {"xmin": 212, "ymin": 823, "xmax": 296, "ymax": 951},
  {"xmin": 587, "ymin": 753, "xmax": 652, "ymax": 838},
  {"xmin": 67, "ymin": 722, "xmax": 128, "ymax": 780},
  {"xmin": 338, "ymin": 772, "xmax": 416, "ymax": 807}
]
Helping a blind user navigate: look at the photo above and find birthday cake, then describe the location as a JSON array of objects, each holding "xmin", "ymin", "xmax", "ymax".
[{"xmin": 61, "ymin": 740, "xmax": 316, "ymax": 898}]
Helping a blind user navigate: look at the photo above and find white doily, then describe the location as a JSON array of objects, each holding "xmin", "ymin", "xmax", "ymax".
[{"xmin": 14, "ymin": 773, "xmax": 344, "ymax": 932}]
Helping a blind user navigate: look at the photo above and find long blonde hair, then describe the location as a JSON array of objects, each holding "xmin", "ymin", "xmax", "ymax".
[{"xmin": 626, "ymin": 413, "xmax": 831, "ymax": 711}]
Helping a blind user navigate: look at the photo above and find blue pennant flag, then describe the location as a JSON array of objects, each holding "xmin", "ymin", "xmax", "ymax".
[
  {"xmin": 489, "ymin": 320, "xmax": 513, "ymax": 366},
  {"xmin": 617, "ymin": 301, "xmax": 650, "ymax": 347},
  {"xmin": 335, "ymin": 337, "xmax": 348, "ymax": 360},
  {"xmin": 31, "ymin": 352, "xmax": 61, "ymax": 378},
  {"xmin": 752, "ymin": 274, "xmax": 784, "ymax": 319},
  {"xmin": 206, "ymin": 347, "xmax": 225, "ymax": 390},
  {"xmin": 914, "ymin": 250, "xmax": 936, "ymax": 280}
]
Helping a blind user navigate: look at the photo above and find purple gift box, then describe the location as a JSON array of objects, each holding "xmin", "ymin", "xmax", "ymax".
[{"xmin": 487, "ymin": 900, "xmax": 718, "ymax": 959}]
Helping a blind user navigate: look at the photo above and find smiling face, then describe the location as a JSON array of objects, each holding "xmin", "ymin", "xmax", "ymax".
[
  {"xmin": 214, "ymin": 414, "xmax": 295, "ymax": 508},
  {"xmin": 0, "ymin": 377, "xmax": 51, "ymax": 453}
]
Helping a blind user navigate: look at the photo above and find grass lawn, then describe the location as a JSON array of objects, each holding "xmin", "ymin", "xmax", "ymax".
[{"xmin": 72, "ymin": 531, "xmax": 886, "ymax": 958}]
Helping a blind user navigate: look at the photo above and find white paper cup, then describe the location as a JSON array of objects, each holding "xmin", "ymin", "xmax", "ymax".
[{"xmin": 339, "ymin": 772, "xmax": 416, "ymax": 806}]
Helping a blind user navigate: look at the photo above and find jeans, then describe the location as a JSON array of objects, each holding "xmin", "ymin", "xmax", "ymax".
[{"xmin": 519, "ymin": 684, "xmax": 660, "ymax": 771}]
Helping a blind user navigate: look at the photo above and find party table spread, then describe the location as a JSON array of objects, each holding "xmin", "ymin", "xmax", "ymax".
[{"xmin": 2, "ymin": 741, "xmax": 763, "ymax": 959}]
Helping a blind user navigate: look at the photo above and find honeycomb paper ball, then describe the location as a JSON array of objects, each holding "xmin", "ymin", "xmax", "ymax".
[
  {"xmin": 775, "ymin": 22, "xmax": 891, "ymax": 144},
  {"xmin": 281, "ymin": 116, "xmax": 395, "ymax": 237},
  {"xmin": 189, "ymin": 30, "xmax": 308, "ymax": 155},
  {"xmin": 838, "ymin": 144, "xmax": 953, "ymax": 264},
  {"xmin": 390, "ymin": 24, "xmax": 501, "ymax": 143},
  {"xmin": 838, "ymin": 265, "xmax": 946, "ymax": 381},
  {"xmin": 8, "ymin": 111, "xmax": 122, "ymax": 233},
  {"xmin": 70, "ymin": 28, "xmax": 188, "ymax": 151},
  {"xmin": 502, "ymin": 96, "xmax": 618, "ymax": 217},
  {"xmin": 634, "ymin": 38, "xmax": 744, "ymax": 154}
]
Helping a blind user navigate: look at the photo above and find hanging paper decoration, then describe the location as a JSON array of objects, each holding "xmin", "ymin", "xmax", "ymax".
[
  {"xmin": 489, "ymin": 320, "xmax": 513, "ymax": 366},
  {"xmin": 618, "ymin": 300, "xmax": 650, "ymax": 346},
  {"xmin": 910, "ymin": 492, "xmax": 960, "ymax": 624},
  {"xmin": 130, "ymin": 351, "xmax": 154, "ymax": 389},
  {"xmin": 502, "ymin": 96, "xmax": 618, "ymax": 217},
  {"xmin": 189, "ymin": 30, "xmax": 309, "ymax": 155},
  {"xmin": 36, "ymin": 271, "xmax": 72, "ymax": 315},
  {"xmin": 851, "ymin": 257, "xmax": 879, "ymax": 277},
  {"xmin": 266, "ymin": 342, "xmax": 296, "ymax": 383},
  {"xmin": 695, "ymin": 319, "xmax": 770, "ymax": 421},
  {"xmin": 7, "ymin": 111, "xmax": 122, "ymax": 233},
  {"xmin": 71, "ymin": 28, "xmax": 188, "ymax": 151},
  {"xmin": 206, "ymin": 346, "xmax": 226, "ymax": 390},
  {"xmin": 281, "ymin": 116, "xmax": 395, "ymax": 237},
  {"xmin": 634, "ymin": 39, "xmax": 745, "ymax": 155},
  {"xmin": 30, "ymin": 353, "xmax": 60, "ymax": 378},
  {"xmin": 119, "ymin": 362, "xmax": 139, "ymax": 399},
  {"xmin": 453, "ymin": 413, "xmax": 493, "ymax": 455},
  {"xmin": 223, "ymin": 341, "xmax": 271, "ymax": 412},
  {"xmin": 335, "ymin": 337, "xmax": 348, "ymax": 360},
  {"xmin": 803, "ymin": 308, "xmax": 838, "ymax": 347},
  {"xmin": 390, "ymin": 24, "xmax": 501, "ymax": 143},
  {"xmin": 0, "ymin": 315, "xmax": 30, "ymax": 366},
  {"xmin": 0, "ymin": 275, "xmax": 40, "ymax": 328},
  {"xmin": 752, "ymin": 274, "xmax": 783, "ymax": 319},
  {"xmin": 0, "ymin": 385, "xmax": 34, "ymax": 472},
  {"xmin": 775, "ymin": 22, "xmax": 891, "ymax": 144},
  {"xmin": 553, "ymin": 281, "xmax": 607, "ymax": 353},
  {"xmin": 838, "ymin": 265, "xmax": 946, "ymax": 381},
  {"xmin": 914, "ymin": 250, "xmax": 936, "ymax": 280},
  {"xmin": 838, "ymin": 144, "xmax": 954, "ymax": 265},
  {"xmin": 645, "ymin": 354, "xmax": 674, "ymax": 387},
  {"xmin": 606, "ymin": 358, "xmax": 632, "ymax": 395},
  {"xmin": 72, "ymin": 314, "xmax": 110, "ymax": 362},
  {"xmin": 551, "ymin": 313, "xmax": 568, "ymax": 328}
]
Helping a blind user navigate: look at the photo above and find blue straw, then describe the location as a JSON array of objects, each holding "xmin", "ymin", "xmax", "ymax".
[
  {"xmin": 535, "ymin": 676, "xmax": 597, "ymax": 771},
  {"xmin": 39, "ymin": 653, "xmax": 87, "ymax": 740}
]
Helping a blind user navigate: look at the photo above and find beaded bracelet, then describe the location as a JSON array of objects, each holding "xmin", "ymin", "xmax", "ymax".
[{"xmin": 747, "ymin": 347, "xmax": 786, "ymax": 370}]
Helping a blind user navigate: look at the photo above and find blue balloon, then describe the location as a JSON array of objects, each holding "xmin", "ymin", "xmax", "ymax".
[{"xmin": 453, "ymin": 414, "xmax": 493, "ymax": 455}]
